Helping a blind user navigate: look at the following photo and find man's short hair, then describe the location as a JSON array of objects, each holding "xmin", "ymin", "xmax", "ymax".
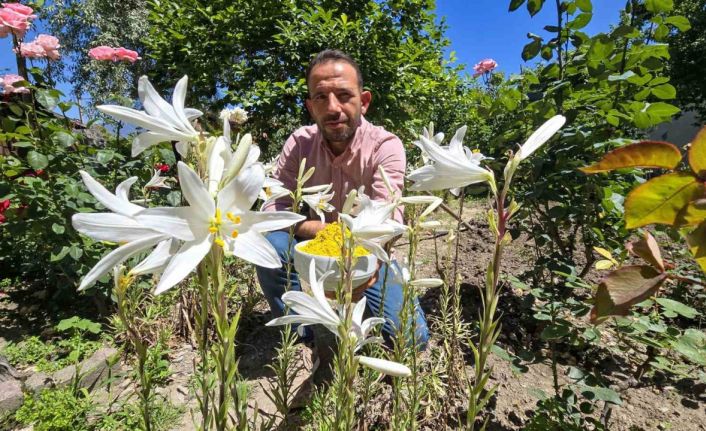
[{"xmin": 305, "ymin": 49, "xmax": 364, "ymax": 92}]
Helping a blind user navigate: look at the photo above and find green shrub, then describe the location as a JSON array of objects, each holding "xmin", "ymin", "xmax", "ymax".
[{"xmin": 15, "ymin": 387, "xmax": 93, "ymax": 431}]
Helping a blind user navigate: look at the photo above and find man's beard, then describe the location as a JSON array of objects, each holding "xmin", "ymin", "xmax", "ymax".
[{"xmin": 318, "ymin": 114, "xmax": 361, "ymax": 145}]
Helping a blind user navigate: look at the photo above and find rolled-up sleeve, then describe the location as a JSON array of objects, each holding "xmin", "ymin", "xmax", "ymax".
[{"xmin": 371, "ymin": 136, "xmax": 406, "ymax": 223}]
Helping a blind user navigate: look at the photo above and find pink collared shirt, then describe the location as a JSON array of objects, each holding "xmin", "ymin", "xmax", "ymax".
[{"xmin": 262, "ymin": 116, "xmax": 405, "ymax": 223}]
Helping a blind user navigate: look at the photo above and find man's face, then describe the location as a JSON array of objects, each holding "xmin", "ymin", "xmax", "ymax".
[{"xmin": 305, "ymin": 61, "xmax": 371, "ymax": 147}]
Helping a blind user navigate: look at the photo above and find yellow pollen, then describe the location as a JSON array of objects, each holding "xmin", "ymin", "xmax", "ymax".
[
  {"xmin": 214, "ymin": 237, "xmax": 225, "ymax": 247},
  {"xmin": 209, "ymin": 226, "xmax": 218, "ymax": 233},
  {"xmin": 227, "ymin": 212, "xmax": 241, "ymax": 224},
  {"xmin": 231, "ymin": 230, "xmax": 239, "ymax": 238},
  {"xmin": 264, "ymin": 187, "xmax": 271, "ymax": 197},
  {"xmin": 472, "ymin": 149, "xmax": 481, "ymax": 154},
  {"xmin": 215, "ymin": 208, "xmax": 222, "ymax": 224}
]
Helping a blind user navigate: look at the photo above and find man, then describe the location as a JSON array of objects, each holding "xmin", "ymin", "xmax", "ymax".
[{"xmin": 258, "ymin": 49, "xmax": 428, "ymax": 348}]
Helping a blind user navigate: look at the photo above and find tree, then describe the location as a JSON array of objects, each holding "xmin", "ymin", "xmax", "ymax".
[
  {"xmin": 42, "ymin": 0, "xmax": 150, "ymax": 115},
  {"xmin": 669, "ymin": 0, "xmax": 706, "ymax": 120},
  {"xmin": 144, "ymin": 0, "xmax": 468, "ymax": 156}
]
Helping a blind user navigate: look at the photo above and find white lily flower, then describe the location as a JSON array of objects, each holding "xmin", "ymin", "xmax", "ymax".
[
  {"xmin": 266, "ymin": 261, "xmax": 410, "ymax": 377},
  {"xmin": 263, "ymin": 155, "xmax": 279, "ymax": 176},
  {"xmin": 97, "ymin": 75, "xmax": 202, "ymax": 157},
  {"xmin": 136, "ymin": 161, "xmax": 305, "ymax": 295},
  {"xmin": 144, "ymin": 169, "xmax": 171, "ymax": 190},
  {"xmin": 301, "ymin": 184, "xmax": 335, "ymax": 223},
  {"xmin": 259, "ymin": 177, "xmax": 291, "ymax": 205},
  {"xmin": 400, "ymin": 195, "xmax": 442, "ymax": 218},
  {"xmin": 408, "ymin": 126, "xmax": 494, "ymax": 196},
  {"xmin": 416, "ymin": 122, "xmax": 445, "ymax": 165},
  {"xmin": 71, "ymin": 172, "xmax": 172, "ymax": 290},
  {"xmin": 206, "ymin": 119, "xmax": 260, "ymax": 194},
  {"xmin": 391, "ymin": 259, "xmax": 444, "ymax": 289},
  {"xmin": 514, "ymin": 115, "xmax": 566, "ymax": 161},
  {"xmin": 339, "ymin": 193, "xmax": 406, "ymax": 263}
]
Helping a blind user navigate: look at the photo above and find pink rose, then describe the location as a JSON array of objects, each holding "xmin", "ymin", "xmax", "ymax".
[
  {"xmin": 2, "ymin": 3, "xmax": 34, "ymax": 16},
  {"xmin": 88, "ymin": 45, "xmax": 116, "ymax": 61},
  {"xmin": 35, "ymin": 34, "xmax": 60, "ymax": 59},
  {"xmin": 0, "ymin": 73, "xmax": 29, "ymax": 94},
  {"xmin": 0, "ymin": 8, "xmax": 30, "ymax": 38},
  {"xmin": 114, "ymin": 47, "xmax": 140, "ymax": 63},
  {"xmin": 17, "ymin": 41, "xmax": 45, "ymax": 58},
  {"xmin": 473, "ymin": 58, "xmax": 498, "ymax": 78},
  {"xmin": 88, "ymin": 45, "xmax": 140, "ymax": 62}
]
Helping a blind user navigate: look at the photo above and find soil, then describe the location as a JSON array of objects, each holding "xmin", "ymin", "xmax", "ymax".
[{"xmin": 1, "ymin": 203, "xmax": 705, "ymax": 430}]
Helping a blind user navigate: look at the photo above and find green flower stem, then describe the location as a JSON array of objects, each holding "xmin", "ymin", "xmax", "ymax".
[
  {"xmin": 466, "ymin": 176, "xmax": 507, "ymax": 430},
  {"xmin": 114, "ymin": 269, "xmax": 152, "ymax": 431},
  {"xmin": 332, "ymin": 229, "xmax": 357, "ymax": 430},
  {"xmin": 195, "ymin": 261, "xmax": 212, "ymax": 431}
]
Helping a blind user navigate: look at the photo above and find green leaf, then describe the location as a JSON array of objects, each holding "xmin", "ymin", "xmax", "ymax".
[
  {"xmin": 645, "ymin": 0, "xmax": 674, "ymax": 13},
  {"xmin": 96, "ymin": 150, "xmax": 115, "ymax": 165},
  {"xmin": 509, "ymin": 0, "xmax": 526, "ymax": 11},
  {"xmin": 591, "ymin": 265, "xmax": 667, "ymax": 323},
  {"xmin": 51, "ymin": 131, "xmax": 75, "ymax": 148},
  {"xmin": 625, "ymin": 172, "xmax": 702, "ymax": 229},
  {"xmin": 579, "ymin": 386, "xmax": 622, "ymax": 405},
  {"xmin": 526, "ymin": 0, "xmax": 545, "ymax": 16},
  {"xmin": 27, "ymin": 151, "xmax": 49, "ymax": 170},
  {"xmin": 69, "ymin": 245, "xmax": 83, "ymax": 260},
  {"xmin": 655, "ymin": 298, "xmax": 700, "ymax": 319},
  {"xmin": 50, "ymin": 246, "xmax": 71, "ymax": 262},
  {"xmin": 646, "ymin": 102, "xmax": 680, "ymax": 119},
  {"xmin": 568, "ymin": 13, "xmax": 592, "ymax": 30},
  {"xmin": 522, "ymin": 38, "xmax": 542, "ymax": 61},
  {"xmin": 540, "ymin": 323, "xmax": 571, "ymax": 340},
  {"xmin": 51, "ymin": 223, "xmax": 65, "ymax": 235},
  {"xmin": 664, "ymin": 15, "xmax": 691, "ymax": 31},
  {"xmin": 651, "ymin": 84, "xmax": 676, "ymax": 100},
  {"xmin": 687, "ymin": 127, "xmax": 706, "ymax": 177},
  {"xmin": 35, "ymin": 89, "xmax": 59, "ymax": 111},
  {"xmin": 576, "ymin": 0, "xmax": 593, "ymax": 12},
  {"xmin": 674, "ymin": 329, "xmax": 706, "ymax": 366},
  {"xmin": 579, "ymin": 141, "xmax": 681, "ymax": 174}
]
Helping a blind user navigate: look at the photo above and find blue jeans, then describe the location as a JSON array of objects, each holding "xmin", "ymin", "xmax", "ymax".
[{"xmin": 255, "ymin": 231, "xmax": 429, "ymax": 349}]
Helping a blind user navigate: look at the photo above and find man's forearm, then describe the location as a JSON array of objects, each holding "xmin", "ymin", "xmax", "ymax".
[{"xmin": 295, "ymin": 220, "xmax": 326, "ymax": 239}]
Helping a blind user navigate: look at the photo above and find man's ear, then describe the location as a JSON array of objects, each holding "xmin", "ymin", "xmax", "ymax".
[
  {"xmin": 360, "ymin": 90, "xmax": 372, "ymax": 115},
  {"xmin": 305, "ymin": 98, "xmax": 313, "ymax": 116}
]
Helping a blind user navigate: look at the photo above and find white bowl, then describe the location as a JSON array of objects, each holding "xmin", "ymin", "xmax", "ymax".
[{"xmin": 293, "ymin": 240, "xmax": 378, "ymax": 292}]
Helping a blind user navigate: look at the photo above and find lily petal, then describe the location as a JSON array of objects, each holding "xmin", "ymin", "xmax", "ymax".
[
  {"xmin": 516, "ymin": 115, "xmax": 566, "ymax": 160},
  {"xmin": 72, "ymin": 213, "xmax": 162, "ymax": 242},
  {"xmin": 357, "ymin": 356, "xmax": 411, "ymax": 377},
  {"xmin": 177, "ymin": 162, "xmax": 215, "ymax": 219},
  {"xmin": 80, "ymin": 171, "xmax": 143, "ymax": 217},
  {"xmin": 229, "ymin": 230, "xmax": 281, "ymax": 268},
  {"xmin": 78, "ymin": 234, "xmax": 166, "ymax": 291},
  {"xmin": 154, "ymin": 235, "xmax": 212, "ymax": 295}
]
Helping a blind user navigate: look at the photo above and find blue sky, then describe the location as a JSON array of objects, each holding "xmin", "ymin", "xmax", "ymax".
[
  {"xmin": 1, "ymin": 1, "xmax": 622, "ymax": 117},
  {"xmin": 435, "ymin": 0, "xmax": 619, "ymax": 76}
]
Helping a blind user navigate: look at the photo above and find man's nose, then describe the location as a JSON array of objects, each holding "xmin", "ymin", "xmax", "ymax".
[{"xmin": 326, "ymin": 93, "xmax": 342, "ymax": 113}]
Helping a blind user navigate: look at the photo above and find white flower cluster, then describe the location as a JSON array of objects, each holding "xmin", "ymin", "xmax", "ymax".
[{"xmin": 219, "ymin": 107, "xmax": 249, "ymax": 125}]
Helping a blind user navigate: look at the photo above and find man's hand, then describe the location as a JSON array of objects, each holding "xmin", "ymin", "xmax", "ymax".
[{"xmin": 295, "ymin": 220, "xmax": 326, "ymax": 239}]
